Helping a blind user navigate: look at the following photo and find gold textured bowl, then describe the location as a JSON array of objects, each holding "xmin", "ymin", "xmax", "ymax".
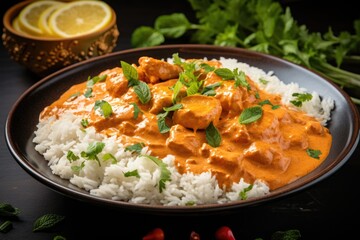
[{"xmin": 2, "ymin": 0, "xmax": 119, "ymax": 77}]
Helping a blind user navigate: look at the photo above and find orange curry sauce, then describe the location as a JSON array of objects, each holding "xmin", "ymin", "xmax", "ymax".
[{"xmin": 40, "ymin": 56, "xmax": 332, "ymax": 191}]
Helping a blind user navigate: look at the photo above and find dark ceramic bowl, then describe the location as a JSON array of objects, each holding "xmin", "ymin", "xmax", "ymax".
[
  {"xmin": 5, "ymin": 44, "xmax": 360, "ymax": 214},
  {"xmin": 2, "ymin": 0, "xmax": 119, "ymax": 77}
]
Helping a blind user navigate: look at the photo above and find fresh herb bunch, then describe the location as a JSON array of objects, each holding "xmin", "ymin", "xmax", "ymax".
[{"xmin": 131, "ymin": 0, "xmax": 360, "ymax": 104}]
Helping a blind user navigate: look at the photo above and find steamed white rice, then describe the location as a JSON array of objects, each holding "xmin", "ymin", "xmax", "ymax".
[{"xmin": 32, "ymin": 57, "xmax": 334, "ymax": 206}]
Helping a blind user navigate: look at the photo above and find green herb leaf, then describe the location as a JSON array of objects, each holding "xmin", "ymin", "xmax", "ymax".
[
  {"xmin": 157, "ymin": 112, "xmax": 170, "ymax": 133},
  {"xmin": 258, "ymin": 99, "xmax": 272, "ymax": 106},
  {"xmin": 143, "ymin": 155, "xmax": 171, "ymax": 193},
  {"xmin": 214, "ymin": 68, "xmax": 234, "ymax": 80},
  {"xmin": 133, "ymin": 81, "xmax": 152, "ymax": 104},
  {"xmin": 239, "ymin": 106, "xmax": 263, "ymax": 124},
  {"xmin": 125, "ymin": 142, "xmax": 145, "ymax": 153},
  {"xmin": 202, "ymin": 89, "xmax": 216, "ymax": 96},
  {"xmin": 258, "ymin": 99, "xmax": 280, "ymax": 110},
  {"xmin": 81, "ymin": 118, "xmax": 89, "ymax": 128},
  {"xmin": 271, "ymin": 229, "xmax": 301, "ymax": 240},
  {"xmin": 131, "ymin": 26, "xmax": 165, "ymax": 48},
  {"xmin": 53, "ymin": 236, "xmax": 67, "ymax": 240},
  {"xmin": 83, "ymin": 75, "xmax": 107, "ymax": 99},
  {"xmin": 171, "ymin": 80, "xmax": 184, "ymax": 103},
  {"xmin": 290, "ymin": 93, "xmax": 312, "ymax": 107},
  {"xmin": 186, "ymin": 81, "xmax": 201, "ymax": 96},
  {"xmin": 0, "ymin": 203, "xmax": 20, "ymax": 217},
  {"xmin": 205, "ymin": 122, "xmax": 222, "ymax": 147},
  {"xmin": 163, "ymin": 103, "xmax": 183, "ymax": 112},
  {"xmin": 200, "ymin": 63, "xmax": 215, "ymax": 73},
  {"xmin": 240, "ymin": 184, "xmax": 253, "ymax": 200},
  {"xmin": 80, "ymin": 142, "xmax": 105, "ymax": 166},
  {"xmin": 234, "ymin": 68, "xmax": 250, "ymax": 89},
  {"xmin": 259, "ymin": 78, "xmax": 269, "ymax": 85},
  {"xmin": 86, "ymin": 75, "xmax": 107, "ymax": 88},
  {"xmin": 33, "ymin": 214, "xmax": 65, "ymax": 232},
  {"xmin": 84, "ymin": 88, "xmax": 93, "ymax": 98},
  {"xmin": 67, "ymin": 92, "xmax": 80, "ymax": 101},
  {"xmin": 103, "ymin": 153, "xmax": 117, "ymax": 164},
  {"xmin": 201, "ymin": 82, "xmax": 221, "ymax": 96},
  {"xmin": 81, "ymin": 142, "xmax": 105, "ymax": 159},
  {"xmin": 121, "ymin": 61, "xmax": 139, "ymax": 86},
  {"xmin": 157, "ymin": 104, "xmax": 183, "ymax": 134},
  {"xmin": 124, "ymin": 169, "xmax": 140, "ymax": 178},
  {"xmin": 172, "ymin": 52, "xmax": 183, "ymax": 65},
  {"xmin": 0, "ymin": 220, "xmax": 13, "ymax": 233},
  {"xmin": 290, "ymin": 92, "xmax": 313, "ymax": 107},
  {"xmin": 71, "ymin": 161, "xmax": 85, "ymax": 173},
  {"xmin": 120, "ymin": 61, "xmax": 152, "ymax": 104},
  {"xmin": 214, "ymin": 24, "xmax": 239, "ymax": 47},
  {"xmin": 130, "ymin": 102, "xmax": 141, "ymax": 119},
  {"xmin": 94, "ymin": 100, "xmax": 113, "ymax": 118},
  {"xmin": 154, "ymin": 13, "xmax": 190, "ymax": 38},
  {"xmin": 66, "ymin": 150, "xmax": 79, "ymax": 162},
  {"xmin": 306, "ymin": 148, "xmax": 322, "ymax": 159}
]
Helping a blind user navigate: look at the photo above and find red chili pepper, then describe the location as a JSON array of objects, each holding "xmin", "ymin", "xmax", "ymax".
[
  {"xmin": 215, "ymin": 226, "xmax": 236, "ymax": 240},
  {"xmin": 190, "ymin": 231, "xmax": 201, "ymax": 240},
  {"xmin": 142, "ymin": 228, "xmax": 165, "ymax": 240}
]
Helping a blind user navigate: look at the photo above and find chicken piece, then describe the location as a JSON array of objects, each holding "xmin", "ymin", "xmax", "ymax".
[
  {"xmin": 149, "ymin": 79, "xmax": 178, "ymax": 114},
  {"xmin": 172, "ymin": 95, "xmax": 222, "ymax": 130},
  {"xmin": 102, "ymin": 67, "xmax": 129, "ymax": 98},
  {"xmin": 271, "ymin": 106, "xmax": 292, "ymax": 124},
  {"xmin": 221, "ymin": 119, "xmax": 250, "ymax": 143},
  {"xmin": 246, "ymin": 106, "xmax": 282, "ymax": 143},
  {"xmin": 244, "ymin": 141, "xmax": 290, "ymax": 172},
  {"xmin": 200, "ymin": 143, "xmax": 242, "ymax": 169},
  {"xmin": 137, "ymin": 57, "xmax": 182, "ymax": 84},
  {"xmin": 166, "ymin": 124, "xmax": 202, "ymax": 156},
  {"xmin": 281, "ymin": 125, "xmax": 309, "ymax": 149},
  {"xmin": 305, "ymin": 120, "xmax": 326, "ymax": 135},
  {"xmin": 117, "ymin": 121, "xmax": 137, "ymax": 136},
  {"xmin": 212, "ymin": 79, "xmax": 246, "ymax": 116}
]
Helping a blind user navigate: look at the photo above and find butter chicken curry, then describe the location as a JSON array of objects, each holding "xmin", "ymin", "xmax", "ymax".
[{"xmin": 40, "ymin": 54, "xmax": 332, "ymax": 191}]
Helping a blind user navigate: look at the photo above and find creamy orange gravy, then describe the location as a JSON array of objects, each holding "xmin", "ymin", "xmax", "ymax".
[{"xmin": 40, "ymin": 57, "xmax": 332, "ymax": 190}]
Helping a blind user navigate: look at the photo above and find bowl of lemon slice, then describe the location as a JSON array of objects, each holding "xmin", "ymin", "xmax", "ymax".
[{"xmin": 2, "ymin": 0, "xmax": 119, "ymax": 76}]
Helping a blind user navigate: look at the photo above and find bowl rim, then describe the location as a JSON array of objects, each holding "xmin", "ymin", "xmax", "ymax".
[{"xmin": 3, "ymin": 0, "xmax": 117, "ymax": 41}]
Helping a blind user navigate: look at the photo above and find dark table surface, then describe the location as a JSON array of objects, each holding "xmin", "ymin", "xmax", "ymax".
[{"xmin": 1, "ymin": 1, "xmax": 359, "ymax": 239}]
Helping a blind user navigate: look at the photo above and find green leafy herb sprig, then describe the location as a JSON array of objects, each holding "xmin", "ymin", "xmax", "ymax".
[
  {"xmin": 171, "ymin": 53, "xmax": 216, "ymax": 102},
  {"xmin": 121, "ymin": 61, "xmax": 151, "ymax": 104},
  {"xmin": 125, "ymin": 143, "xmax": 171, "ymax": 192},
  {"xmin": 131, "ymin": 0, "xmax": 360, "ymax": 104},
  {"xmin": 0, "ymin": 203, "xmax": 19, "ymax": 233},
  {"xmin": 33, "ymin": 214, "xmax": 65, "ymax": 232},
  {"xmin": 0, "ymin": 202, "xmax": 65, "ymax": 235},
  {"xmin": 0, "ymin": 202, "xmax": 20, "ymax": 217},
  {"xmin": 157, "ymin": 103, "xmax": 183, "ymax": 133},
  {"xmin": 84, "ymin": 75, "xmax": 107, "ymax": 98},
  {"xmin": 94, "ymin": 100, "xmax": 113, "ymax": 118}
]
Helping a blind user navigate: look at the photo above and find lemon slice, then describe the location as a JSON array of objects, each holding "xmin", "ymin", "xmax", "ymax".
[
  {"xmin": 18, "ymin": 0, "xmax": 61, "ymax": 36},
  {"xmin": 12, "ymin": 17, "xmax": 30, "ymax": 36},
  {"xmin": 38, "ymin": 2, "xmax": 65, "ymax": 37},
  {"xmin": 48, "ymin": 1, "xmax": 113, "ymax": 38}
]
